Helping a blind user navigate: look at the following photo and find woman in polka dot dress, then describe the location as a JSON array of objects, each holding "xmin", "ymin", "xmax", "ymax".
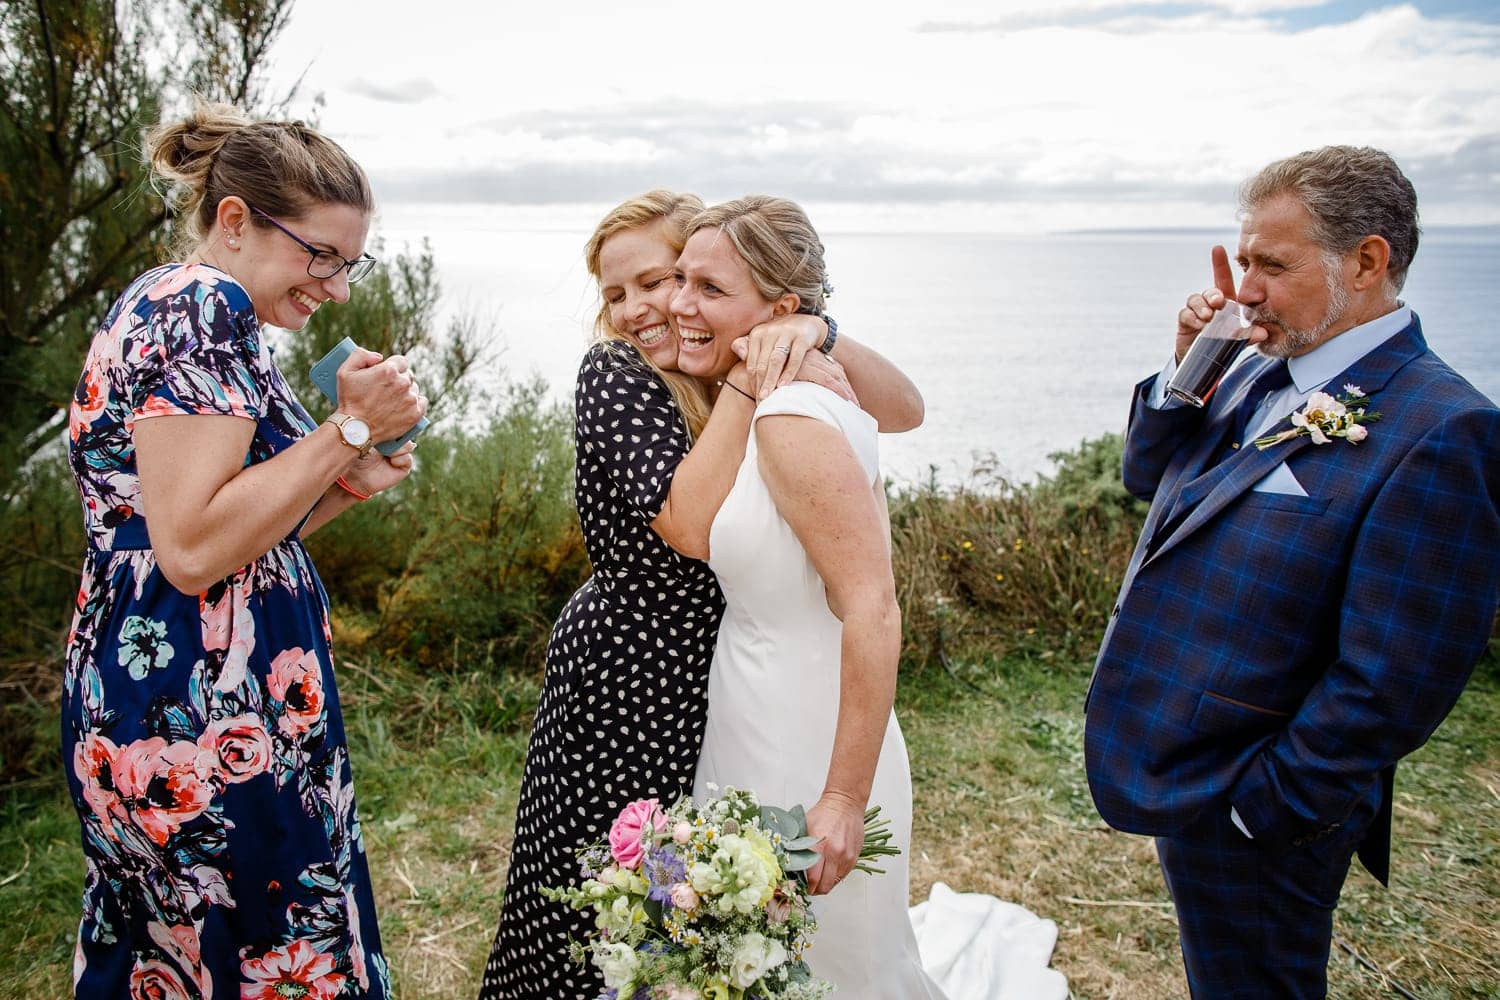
[{"xmin": 478, "ymin": 190, "xmax": 923, "ymax": 998}]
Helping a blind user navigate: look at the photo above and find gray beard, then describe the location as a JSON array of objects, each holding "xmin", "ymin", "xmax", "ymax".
[{"xmin": 1251, "ymin": 256, "xmax": 1351, "ymax": 359}]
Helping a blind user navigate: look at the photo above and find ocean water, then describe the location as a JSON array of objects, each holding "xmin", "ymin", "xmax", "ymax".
[{"xmin": 372, "ymin": 205, "xmax": 1500, "ymax": 484}]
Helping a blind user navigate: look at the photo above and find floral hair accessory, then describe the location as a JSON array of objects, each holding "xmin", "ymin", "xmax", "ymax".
[
  {"xmin": 1255, "ymin": 384, "xmax": 1380, "ymax": 450},
  {"xmin": 821, "ymin": 275, "xmax": 835, "ymax": 299}
]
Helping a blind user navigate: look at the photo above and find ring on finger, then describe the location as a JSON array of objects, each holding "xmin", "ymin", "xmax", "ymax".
[{"xmin": 772, "ymin": 345, "xmax": 791, "ymax": 355}]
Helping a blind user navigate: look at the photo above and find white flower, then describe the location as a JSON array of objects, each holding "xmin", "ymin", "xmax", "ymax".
[
  {"xmin": 688, "ymin": 834, "xmax": 778, "ymax": 915},
  {"xmin": 1345, "ymin": 422, "xmax": 1369, "ymax": 443},
  {"xmin": 594, "ymin": 942, "xmax": 640, "ymax": 991},
  {"xmin": 1289, "ymin": 409, "xmax": 1329, "ymax": 444},
  {"xmin": 1344, "ymin": 383, "xmax": 1363, "ymax": 396},
  {"xmin": 1304, "ymin": 391, "xmax": 1346, "ymax": 417},
  {"xmin": 595, "ymin": 894, "xmax": 646, "ymax": 938},
  {"xmin": 728, "ymin": 932, "xmax": 788, "ymax": 988}
]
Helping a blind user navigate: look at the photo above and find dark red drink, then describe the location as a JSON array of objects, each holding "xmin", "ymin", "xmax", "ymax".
[{"xmin": 1167, "ymin": 335, "xmax": 1248, "ymax": 406}]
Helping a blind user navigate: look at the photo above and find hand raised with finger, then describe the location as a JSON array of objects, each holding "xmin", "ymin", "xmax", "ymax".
[{"xmin": 1175, "ymin": 246, "xmax": 1240, "ymax": 362}]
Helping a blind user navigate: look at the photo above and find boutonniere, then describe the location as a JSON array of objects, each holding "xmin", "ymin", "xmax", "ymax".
[{"xmin": 1255, "ymin": 384, "xmax": 1381, "ymax": 450}]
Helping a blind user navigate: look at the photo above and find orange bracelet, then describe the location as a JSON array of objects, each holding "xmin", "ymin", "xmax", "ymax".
[{"xmin": 334, "ymin": 476, "xmax": 371, "ymax": 501}]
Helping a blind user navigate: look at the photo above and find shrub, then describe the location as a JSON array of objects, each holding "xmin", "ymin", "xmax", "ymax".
[
  {"xmin": 316, "ymin": 378, "xmax": 587, "ymax": 671},
  {"xmin": 889, "ymin": 434, "xmax": 1148, "ymax": 667}
]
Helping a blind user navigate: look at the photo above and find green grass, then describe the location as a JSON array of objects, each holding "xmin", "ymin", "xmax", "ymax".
[{"xmin": 3, "ymin": 652, "xmax": 1498, "ymax": 999}]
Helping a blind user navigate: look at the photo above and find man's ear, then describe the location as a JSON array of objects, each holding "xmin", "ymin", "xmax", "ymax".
[{"xmin": 1351, "ymin": 234, "xmax": 1391, "ymax": 293}]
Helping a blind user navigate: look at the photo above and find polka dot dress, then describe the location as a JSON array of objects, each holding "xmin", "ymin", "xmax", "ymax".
[{"xmin": 479, "ymin": 341, "xmax": 724, "ymax": 998}]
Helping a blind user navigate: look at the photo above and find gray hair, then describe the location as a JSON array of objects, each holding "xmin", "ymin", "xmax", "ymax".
[{"xmin": 1239, "ymin": 145, "xmax": 1419, "ymax": 296}]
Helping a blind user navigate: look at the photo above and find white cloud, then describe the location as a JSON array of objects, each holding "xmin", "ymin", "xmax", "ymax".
[{"xmin": 261, "ymin": 1, "xmax": 1500, "ymax": 229}]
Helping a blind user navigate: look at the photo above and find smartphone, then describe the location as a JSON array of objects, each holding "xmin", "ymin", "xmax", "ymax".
[{"xmin": 309, "ymin": 336, "xmax": 429, "ymax": 457}]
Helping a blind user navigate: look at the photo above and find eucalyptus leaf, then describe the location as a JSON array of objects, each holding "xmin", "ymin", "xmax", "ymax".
[{"xmin": 760, "ymin": 805, "xmax": 803, "ymax": 839}]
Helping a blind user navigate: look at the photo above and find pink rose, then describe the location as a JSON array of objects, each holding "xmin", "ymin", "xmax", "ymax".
[
  {"xmin": 268, "ymin": 648, "xmax": 326, "ymax": 736},
  {"xmin": 113, "ymin": 737, "xmax": 216, "ymax": 846},
  {"xmin": 669, "ymin": 882, "xmax": 700, "ymax": 911},
  {"xmin": 197, "ymin": 714, "xmax": 272, "ymax": 783},
  {"xmin": 672, "ymin": 821, "xmax": 693, "ymax": 844},
  {"xmin": 128, "ymin": 959, "xmax": 190, "ymax": 1000},
  {"xmin": 608, "ymin": 798, "xmax": 666, "ymax": 870}
]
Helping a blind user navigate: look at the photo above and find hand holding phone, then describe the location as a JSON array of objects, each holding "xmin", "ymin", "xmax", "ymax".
[{"xmin": 309, "ymin": 337, "xmax": 429, "ymax": 456}]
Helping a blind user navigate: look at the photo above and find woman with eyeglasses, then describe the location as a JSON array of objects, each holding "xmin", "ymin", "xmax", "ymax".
[{"xmin": 62, "ymin": 100, "xmax": 419, "ymax": 999}]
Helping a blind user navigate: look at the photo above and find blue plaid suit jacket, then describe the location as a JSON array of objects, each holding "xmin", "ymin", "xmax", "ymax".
[{"xmin": 1085, "ymin": 316, "xmax": 1500, "ymax": 879}]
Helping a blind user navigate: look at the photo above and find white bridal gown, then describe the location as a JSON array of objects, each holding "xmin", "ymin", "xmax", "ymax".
[{"xmin": 693, "ymin": 384, "xmax": 1068, "ymax": 1000}]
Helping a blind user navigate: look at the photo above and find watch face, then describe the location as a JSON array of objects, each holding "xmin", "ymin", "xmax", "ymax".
[{"xmin": 342, "ymin": 417, "xmax": 372, "ymax": 447}]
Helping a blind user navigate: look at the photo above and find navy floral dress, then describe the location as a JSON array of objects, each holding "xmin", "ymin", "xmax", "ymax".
[{"xmin": 62, "ymin": 263, "xmax": 388, "ymax": 999}]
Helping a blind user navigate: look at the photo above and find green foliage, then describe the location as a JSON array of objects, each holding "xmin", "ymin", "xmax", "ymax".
[
  {"xmin": 889, "ymin": 434, "xmax": 1148, "ymax": 667},
  {"xmin": 0, "ymin": 444, "xmax": 84, "ymax": 658},
  {"xmin": 326, "ymin": 379, "xmax": 587, "ymax": 669},
  {"xmin": 0, "ymin": 0, "xmax": 293, "ymax": 492}
]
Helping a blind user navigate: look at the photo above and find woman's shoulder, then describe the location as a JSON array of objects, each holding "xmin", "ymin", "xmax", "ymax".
[
  {"xmin": 133, "ymin": 262, "xmax": 256, "ymax": 319},
  {"xmin": 577, "ymin": 338, "xmax": 668, "ymax": 394},
  {"xmin": 757, "ymin": 383, "xmax": 875, "ymax": 431},
  {"xmin": 756, "ymin": 383, "xmax": 879, "ymax": 479}
]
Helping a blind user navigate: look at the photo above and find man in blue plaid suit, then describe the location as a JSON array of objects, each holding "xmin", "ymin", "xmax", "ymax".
[{"xmin": 1085, "ymin": 146, "xmax": 1500, "ymax": 998}]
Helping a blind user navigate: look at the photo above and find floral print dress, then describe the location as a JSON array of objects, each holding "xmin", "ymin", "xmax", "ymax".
[{"xmin": 63, "ymin": 263, "xmax": 388, "ymax": 999}]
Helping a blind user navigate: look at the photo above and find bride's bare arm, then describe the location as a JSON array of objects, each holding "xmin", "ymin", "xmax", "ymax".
[
  {"xmin": 743, "ymin": 316, "xmax": 924, "ymax": 432},
  {"xmin": 757, "ymin": 413, "xmax": 901, "ymax": 895}
]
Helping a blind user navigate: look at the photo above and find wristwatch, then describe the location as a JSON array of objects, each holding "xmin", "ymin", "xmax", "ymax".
[{"xmin": 325, "ymin": 412, "xmax": 373, "ymax": 458}]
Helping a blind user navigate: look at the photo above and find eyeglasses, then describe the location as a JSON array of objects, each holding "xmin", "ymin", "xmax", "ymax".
[{"xmin": 247, "ymin": 204, "xmax": 378, "ymax": 283}]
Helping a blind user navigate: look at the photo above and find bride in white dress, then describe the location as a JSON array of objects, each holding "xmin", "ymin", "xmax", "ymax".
[{"xmin": 671, "ymin": 197, "xmax": 1067, "ymax": 1000}]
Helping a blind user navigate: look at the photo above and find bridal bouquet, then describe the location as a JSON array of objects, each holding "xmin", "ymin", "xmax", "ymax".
[{"xmin": 543, "ymin": 787, "xmax": 898, "ymax": 999}]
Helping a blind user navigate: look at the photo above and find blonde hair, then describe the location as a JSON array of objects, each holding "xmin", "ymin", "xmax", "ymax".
[
  {"xmin": 584, "ymin": 190, "xmax": 712, "ymax": 439},
  {"xmin": 684, "ymin": 195, "xmax": 826, "ymax": 314},
  {"xmin": 145, "ymin": 98, "xmax": 373, "ymax": 258}
]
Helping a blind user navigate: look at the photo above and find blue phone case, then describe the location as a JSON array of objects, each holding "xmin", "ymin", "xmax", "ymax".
[{"xmin": 309, "ymin": 336, "xmax": 428, "ymax": 456}]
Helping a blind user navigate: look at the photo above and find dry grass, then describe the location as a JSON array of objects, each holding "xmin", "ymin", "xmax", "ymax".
[
  {"xmin": 889, "ymin": 439, "xmax": 1149, "ymax": 667},
  {"xmin": 900, "ymin": 650, "xmax": 1500, "ymax": 999}
]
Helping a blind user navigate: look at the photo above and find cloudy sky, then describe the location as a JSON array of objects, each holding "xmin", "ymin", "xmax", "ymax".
[{"xmin": 263, "ymin": 1, "xmax": 1500, "ymax": 231}]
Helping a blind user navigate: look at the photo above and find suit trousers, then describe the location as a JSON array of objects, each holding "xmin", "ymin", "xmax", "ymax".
[{"xmin": 1155, "ymin": 780, "xmax": 1383, "ymax": 999}]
